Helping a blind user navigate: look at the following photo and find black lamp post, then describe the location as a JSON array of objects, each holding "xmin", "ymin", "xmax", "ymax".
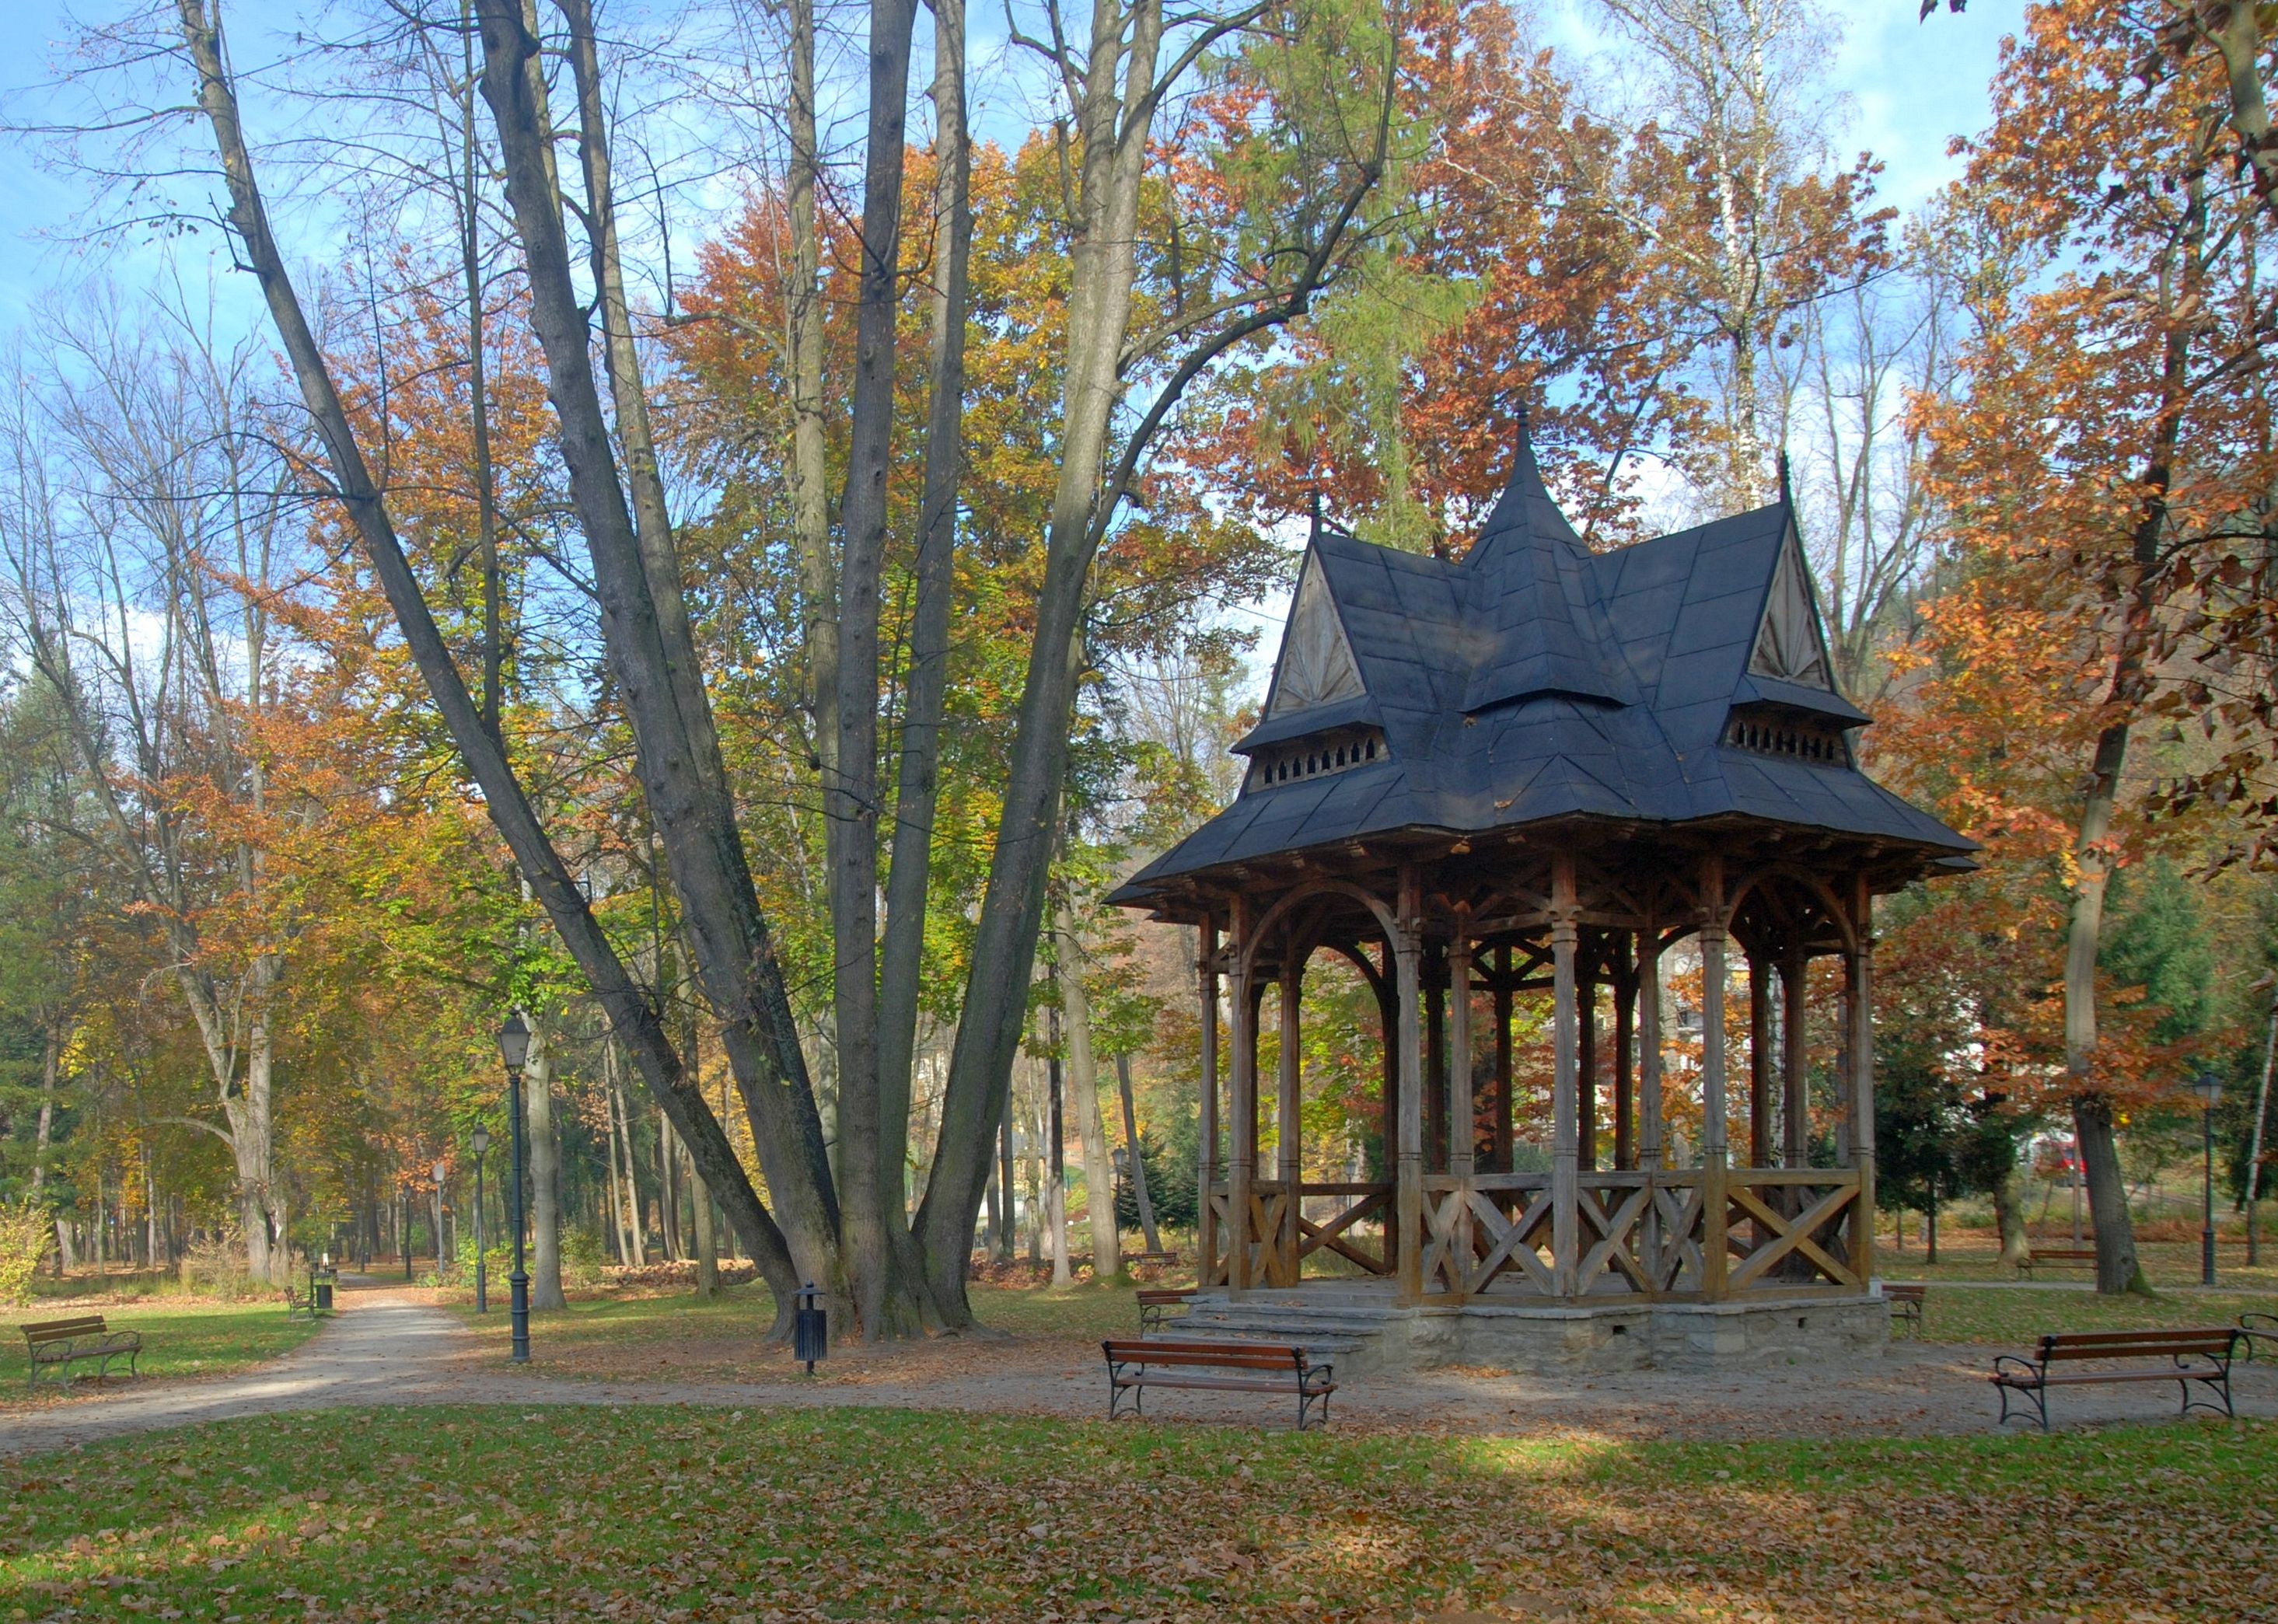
[
  {"xmin": 2191, "ymin": 1070, "xmax": 2224, "ymax": 1287},
  {"xmin": 402, "ymin": 1179, "xmax": 414, "ymax": 1280},
  {"xmin": 470, "ymin": 1122, "xmax": 491, "ymax": 1314},
  {"xmin": 498, "ymin": 1013, "xmax": 533, "ymax": 1362}
]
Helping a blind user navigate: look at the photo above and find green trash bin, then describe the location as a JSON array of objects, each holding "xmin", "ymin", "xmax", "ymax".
[{"xmin": 313, "ymin": 1271, "xmax": 335, "ymax": 1313}]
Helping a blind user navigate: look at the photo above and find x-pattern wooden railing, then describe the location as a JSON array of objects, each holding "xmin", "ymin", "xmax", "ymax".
[
  {"xmin": 1725, "ymin": 1172, "xmax": 1864, "ymax": 1291},
  {"xmin": 1294, "ymin": 1182, "xmax": 1392, "ymax": 1276}
]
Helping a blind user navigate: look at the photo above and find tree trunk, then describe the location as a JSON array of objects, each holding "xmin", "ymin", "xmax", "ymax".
[
  {"xmin": 1991, "ymin": 1161, "xmax": 2030, "ymax": 1270},
  {"xmin": 1057, "ymin": 912, "xmax": 1121, "ymax": 1280},
  {"xmin": 785, "ymin": 0, "xmax": 837, "ymax": 783},
  {"xmin": 876, "ymin": 0, "xmax": 974, "ymax": 1287},
  {"xmin": 1117, "ymin": 1053, "xmax": 1160, "ymax": 1253},
  {"xmin": 179, "ymin": 0, "xmax": 808, "ymax": 1325},
  {"xmin": 690, "ymin": 1140, "xmax": 720, "ymax": 1297},
  {"xmin": 2074, "ymin": 1095, "xmax": 2149, "ymax": 1294},
  {"xmin": 525, "ymin": 1008, "xmax": 566, "ymax": 1310}
]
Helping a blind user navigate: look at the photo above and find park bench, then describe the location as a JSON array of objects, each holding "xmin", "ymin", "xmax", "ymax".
[
  {"xmin": 284, "ymin": 1273, "xmax": 329, "ymax": 1322},
  {"xmin": 1128, "ymin": 1249, "xmax": 1181, "ymax": 1269},
  {"xmin": 2238, "ymin": 1311, "xmax": 2278, "ymax": 1362},
  {"xmin": 1883, "ymin": 1282, "xmax": 1927, "ymax": 1338},
  {"xmin": 1136, "ymin": 1287, "xmax": 1196, "ymax": 1332},
  {"xmin": 21, "ymin": 1315, "xmax": 142, "ymax": 1391},
  {"xmin": 1102, "ymin": 1338, "xmax": 1336, "ymax": 1430},
  {"xmin": 2017, "ymin": 1247, "xmax": 2097, "ymax": 1279},
  {"xmin": 1990, "ymin": 1328, "xmax": 2238, "ymax": 1430}
]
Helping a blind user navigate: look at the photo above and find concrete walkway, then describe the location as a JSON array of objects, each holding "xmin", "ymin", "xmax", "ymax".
[{"xmin": 4, "ymin": 1278, "xmax": 2273, "ymax": 1458}]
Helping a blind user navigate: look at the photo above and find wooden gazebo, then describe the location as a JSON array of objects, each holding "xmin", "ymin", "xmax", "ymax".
[{"xmin": 1110, "ymin": 436, "xmax": 1973, "ymax": 1334}]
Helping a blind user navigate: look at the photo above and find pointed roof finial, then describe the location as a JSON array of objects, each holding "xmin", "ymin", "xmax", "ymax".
[
  {"xmin": 1777, "ymin": 449, "xmax": 1794, "ymax": 505},
  {"xmin": 1308, "ymin": 487, "xmax": 1323, "ymax": 543}
]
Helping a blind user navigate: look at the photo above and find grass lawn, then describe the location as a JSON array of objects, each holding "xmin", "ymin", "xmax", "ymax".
[
  {"xmin": 1907, "ymin": 1284, "xmax": 2278, "ymax": 1347},
  {"xmin": 439, "ymin": 1276, "xmax": 1141, "ymax": 1383},
  {"xmin": 0, "ymin": 1406, "xmax": 2268, "ymax": 1622},
  {"xmin": 0, "ymin": 1301, "xmax": 325, "ymax": 1404}
]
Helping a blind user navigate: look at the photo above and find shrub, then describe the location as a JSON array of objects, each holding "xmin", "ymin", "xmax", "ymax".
[
  {"xmin": 178, "ymin": 1234, "xmax": 260, "ymax": 1299},
  {"xmin": 0, "ymin": 1200, "xmax": 51, "ymax": 1305}
]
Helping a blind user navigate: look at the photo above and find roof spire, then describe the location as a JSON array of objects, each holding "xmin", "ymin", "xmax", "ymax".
[
  {"xmin": 1309, "ymin": 487, "xmax": 1323, "ymax": 541},
  {"xmin": 1776, "ymin": 448, "xmax": 1794, "ymax": 506}
]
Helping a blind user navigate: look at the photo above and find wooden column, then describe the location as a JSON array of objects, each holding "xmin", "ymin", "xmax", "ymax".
[
  {"xmin": 1424, "ymin": 948, "xmax": 1446, "ymax": 1175},
  {"xmin": 1493, "ymin": 945, "xmax": 1514, "ymax": 1173},
  {"xmin": 1782, "ymin": 941, "xmax": 1808, "ymax": 1168},
  {"xmin": 1578, "ymin": 945, "xmax": 1598, "ymax": 1173},
  {"xmin": 1447, "ymin": 927, "xmax": 1476, "ymax": 1298},
  {"xmin": 1448, "ymin": 932, "xmax": 1475, "ymax": 1177},
  {"xmin": 1228, "ymin": 899, "xmax": 1257, "ymax": 1292},
  {"xmin": 1197, "ymin": 917, "xmax": 1221, "ymax": 1286},
  {"xmin": 1847, "ymin": 875, "xmax": 1878, "ymax": 1284},
  {"xmin": 1378, "ymin": 963, "xmax": 1399, "ymax": 1182},
  {"xmin": 1613, "ymin": 938, "xmax": 1636, "ymax": 1171},
  {"xmin": 1637, "ymin": 907, "xmax": 1665, "ymax": 1283},
  {"xmin": 1698, "ymin": 854, "xmax": 1730, "ymax": 1299},
  {"xmin": 1550, "ymin": 851, "xmax": 1581, "ymax": 1297},
  {"xmin": 1394, "ymin": 866, "xmax": 1426, "ymax": 1303},
  {"xmin": 1638, "ymin": 914, "xmax": 1664, "ymax": 1171},
  {"xmin": 1748, "ymin": 951, "xmax": 1773, "ymax": 1171},
  {"xmin": 1277, "ymin": 948, "xmax": 1304, "ymax": 1288}
]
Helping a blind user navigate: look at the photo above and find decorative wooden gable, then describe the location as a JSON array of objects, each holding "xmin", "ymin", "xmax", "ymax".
[
  {"xmin": 1748, "ymin": 522, "xmax": 1834, "ymax": 690},
  {"xmin": 1266, "ymin": 553, "xmax": 1366, "ymax": 715}
]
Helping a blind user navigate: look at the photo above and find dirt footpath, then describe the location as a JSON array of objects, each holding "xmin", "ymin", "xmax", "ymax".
[{"xmin": 3, "ymin": 1282, "xmax": 2269, "ymax": 1456}]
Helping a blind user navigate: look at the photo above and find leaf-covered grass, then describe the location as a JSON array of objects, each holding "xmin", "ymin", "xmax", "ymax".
[
  {"xmin": 1907, "ymin": 1284, "xmax": 2278, "ymax": 1347},
  {"xmin": 440, "ymin": 1276, "xmax": 1143, "ymax": 1382},
  {"xmin": 0, "ymin": 1405, "xmax": 2268, "ymax": 1621},
  {"xmin": 0, "ymin": 1301, "xmax": 324, "ymax": 1406}
]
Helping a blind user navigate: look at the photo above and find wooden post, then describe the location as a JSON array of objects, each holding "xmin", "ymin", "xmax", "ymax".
[
  {"xmin": 1613, "ymin": 938, "xmax": 1636, "ymax": 1171},
  {"xmin": 1447, "ymin": 927, "xmax": 1475, "ymax": 1299},
  {"xmin": 1848, "ymin": 874, "xmax": 1878, "ymax": 1285},
  {"xmin": 1395, "ymin": 865, "xmax": 1426, "ymax": 1303},
  {"xmin": 1494, "ymin": 945, "xmax": 1514, "ymax": 1173},
  {"xmin": 1698, "ymin": 854, "xmax": 1730, "ymax": 1300},
  {"xmin": 1424, "ymin": 947, "xmax": 1446, "ymax": 1175},
  {"xmin": 1197, "ymin": 917, "xmax": 1221, "ymax": 1287},
  {"xmin": 1550, "ymin": 851, "xmax": 1581, "ymax": 1297},
  {"xmin": 1448, "ymin": 931, "xmax": 1475, "ymax": 1178},
  {"xmin": 1578, "ymin": 942, "xmax": 1598, "ymax": 1173},
  {"xmin": 1638, "ymin": 907, "xmax": 1664, "ymax": 1285},
  {"xmin": 1782, "ymin": 941, "xmax": 1808, "ymax": 1169},
  {"xmin": 1277, "ymin": 948, "xmax": 1304, "ymax": 1287},
  {"xmin": 1228, "ymin": 898, "xmax": 1257, "ymax": 1292},
  {"xmin": 1749, "ymin": 951, "xmax": 1773, "ymax": 1172}
]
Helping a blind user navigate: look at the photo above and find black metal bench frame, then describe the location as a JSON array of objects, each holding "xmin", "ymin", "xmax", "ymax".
[
  {"xmin": 2238, "ymin": 1311, "xmax": 2278, "ymax": 1361},
  {"xmin": 23, "ymin": 1316, "xmax": 143, "ymax": 1391},
  {"xmin": 1102, "ymin": 1338, "xmax": 1336, "ymax": 1430},
  {"xmin": 1991, "ymin": 1329, "xmax": 2238, "ymax": 1431}
]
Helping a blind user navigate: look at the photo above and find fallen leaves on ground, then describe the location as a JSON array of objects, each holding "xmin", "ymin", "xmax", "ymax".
[{"xmin": 0, "ymin": 1406, "xmax": 2268, "ymax": 1622}]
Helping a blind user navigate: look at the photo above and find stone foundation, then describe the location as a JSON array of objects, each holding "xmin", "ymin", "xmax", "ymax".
[{"xmin": 1177, "ymin": 1287, "xmax": 1892, "ymax": 1376}]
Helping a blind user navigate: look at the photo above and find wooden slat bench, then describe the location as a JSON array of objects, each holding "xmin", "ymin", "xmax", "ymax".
[
  {"xmin": 1135, "ymin": 1287, "xmax": 1196, "ymax": 1333},
  {"xmin": 22, "ymin": 1316, "xmax": 142, "ymax": 1391},
  {"xmin": 1883, "ymin": 1282, "xmax": 1926, "ymax": 1338},
  {"xmin": 2018, "ymin": 1247, "xmax": 2097, "ymax": 1278},
  {"xmin": 1102, "ymin": 1338, "xmax": 1336, "ymax": 1430},
  {"xmin": 1990, "ymin": 1328, "xmax": 2238, "ymax": 1430}
]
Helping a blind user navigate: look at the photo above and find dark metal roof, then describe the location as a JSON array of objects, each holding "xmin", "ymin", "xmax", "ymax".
[{"xmin": 1111, "ymin": 431, "xmax": 1975, "ymax": 907}]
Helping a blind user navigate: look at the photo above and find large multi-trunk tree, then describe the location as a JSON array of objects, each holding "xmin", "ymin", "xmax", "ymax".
[{"xmin": 167, "ymin": 0, "xmax": 1393, "ymax": 1335}]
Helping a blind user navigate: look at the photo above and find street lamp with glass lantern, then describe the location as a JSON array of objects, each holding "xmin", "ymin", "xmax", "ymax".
[
  {"xmin": 498, "ymin": 1013, "xmax": 533, "ymax": 1362},
  {"xmin": 2190, "ymin": 1070, "xmax": 2224, "ymax": 1287},
  {"xmin": 470, "ymin": 1123, "xmax": 491, "ymax": 1313}
]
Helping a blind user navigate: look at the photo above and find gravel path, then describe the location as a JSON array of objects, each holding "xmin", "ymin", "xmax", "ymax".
[{"xmin": 4, "ymin": 1278, "xmax": 2272, "ymax": 1457}]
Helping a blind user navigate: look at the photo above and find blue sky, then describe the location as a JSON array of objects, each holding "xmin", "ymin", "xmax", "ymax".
[{"xmin": 0, "ymin": 0, "xmax": 2025, "ymax": 330}]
